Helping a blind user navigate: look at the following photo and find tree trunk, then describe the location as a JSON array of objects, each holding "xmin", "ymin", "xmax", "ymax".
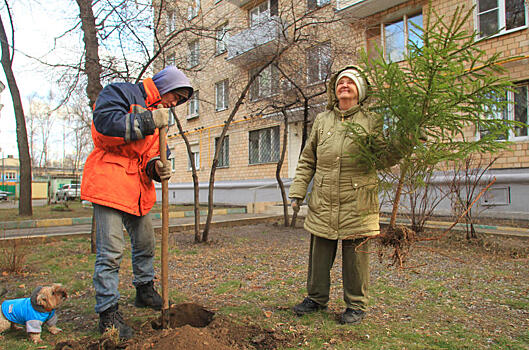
[
  {"xmin": 75, "ymin": 0, "xmax": 103, "ymax": 251},
  {"xmin": 277, "ymin": 111, "xmax": 289, "ymax": 227},
  {"xmin": 172, "ymin": 109, "xmax": 201, "ymax": 242},
  {"xmin": 75, "ymin": 0, "xmax": 103, "ymax": 107},
  {"xmin": 389, "ymin": 164, "xmax": 409, "ymax": 228},
  {"xmin": 202, "ymin": 67, "xmax": 266, "ymax": 241},
  {"xmin": 0, "ymin": 14, "xmax": 32, "ymax": 216},
  {"xmin": 300, "ymin": 98, "xmax": 309, "ymax": 154}
]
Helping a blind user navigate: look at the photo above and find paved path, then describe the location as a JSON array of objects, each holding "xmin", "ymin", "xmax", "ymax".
[
  {"xmin": 0, "ymin": 213, "xmax": 282, "ymax": 240},
  {"xmin": 1, "ymin": 209, "xmax": 528, "ymax": 241}
]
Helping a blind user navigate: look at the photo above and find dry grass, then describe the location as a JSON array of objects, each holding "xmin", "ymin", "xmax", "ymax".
[{"xmin": 1, "ymin": 223, "xmax": 528, "ymax": 349}]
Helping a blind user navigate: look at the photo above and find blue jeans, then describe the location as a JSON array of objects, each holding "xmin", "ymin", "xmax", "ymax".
[{"xmin": 93, "ymin": 204, "xmax": 156, "ymax": 313}]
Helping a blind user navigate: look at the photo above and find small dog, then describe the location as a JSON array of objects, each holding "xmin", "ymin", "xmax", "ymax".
[{"xmin": 0, "ymin": 284, "xmax": 67, "ymax": 343}]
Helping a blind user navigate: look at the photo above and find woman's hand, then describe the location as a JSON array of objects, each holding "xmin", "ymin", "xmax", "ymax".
[{"xmin": 291, "ymin": 198, "xmax": 302, "ymax": 213}]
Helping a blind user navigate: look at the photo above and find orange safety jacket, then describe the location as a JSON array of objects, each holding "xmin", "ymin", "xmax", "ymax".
[{"xmin": 81, "ymin": 78, "xmax": 166, "ymax": 216}]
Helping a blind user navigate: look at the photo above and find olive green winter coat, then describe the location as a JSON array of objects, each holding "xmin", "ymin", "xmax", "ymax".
[{"xmin": 289, "ymin": 66, "xmax": 387, "ymax": 240}]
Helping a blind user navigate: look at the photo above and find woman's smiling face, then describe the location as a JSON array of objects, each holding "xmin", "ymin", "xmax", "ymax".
[{"xmin": 336, "ymin": 76, "xmax": 359, "ymax": 103}]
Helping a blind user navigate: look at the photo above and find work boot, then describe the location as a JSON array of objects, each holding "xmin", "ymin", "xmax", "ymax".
[
  {"xmin": 135, "ymin": 281, "xmax": 163, "ymax": 310},
  {"xmin": 99, "ymin": 304, "xmax": 134, "ymax": 340},
  {"xmin": 292, "ymin": 297, "xmax": 327, "ymax": 316},
  {"xmin": 340, "ymin": 308, "xmax": 365, "ymax": 324}
]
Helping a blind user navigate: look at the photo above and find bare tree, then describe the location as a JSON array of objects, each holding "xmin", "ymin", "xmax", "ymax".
[
  {"xmin": 198, "ymin": 2, "xmax": 348, "ymax": 240},
  {"xmin": 449, "ymin": 155, "xmax": 498, "ymax": 239},
  {"xmin": 0, "ymin": 4, "xmax": 31, "ymax": 215},
  {"xmin": 27, "ymin": 93, "xmax": 56, "ymax": 168},
  {"xmin": 171, "ymin": 109, "xmax": 201, "ymax": 243}
]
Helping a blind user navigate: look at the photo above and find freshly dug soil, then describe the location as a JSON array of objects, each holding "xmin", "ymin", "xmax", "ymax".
[{"xmin": 55, "ymin": 303, "xmax": 294, "ymax": 350}]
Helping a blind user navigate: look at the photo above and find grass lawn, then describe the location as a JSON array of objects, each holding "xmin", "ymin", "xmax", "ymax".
[{"xmin": 0, "ymin": 223, "xmax": 528, "ymax": 349}]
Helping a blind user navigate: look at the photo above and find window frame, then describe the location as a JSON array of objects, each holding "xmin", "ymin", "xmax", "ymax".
[
  {"xmin": 216, "ymin": 23, "xmax": 229, "ymax": 55},
  {"xmin": 187, "ymin": 143, "xmax": 200, "ymax": 171},
  {"xmin": 168, "ymin": 109, "xmax": 175, "ymax": 126},
  {"xmin": 248, "ymin": 126, "xmax": 280, "ymax": 165},
  {"xmin": 215, "ymin": 136, "xmax": 230, "ymax": 168},
  {"xmin": 188, "ymin": 151, "xmax": 200, "ymax": 171},
  {"xmin": 250, "ymin": 0, "xmax": 270, "ymax": 27},
  {"xmin": 475, "ymin": 0, "xmax": 528, "ymax": 38},
  {"xmin": 188, "ymin": 0, "xmax": 201, "ymax": 20},
  {"xmin": 249, "ymin": 65, "xmax": 280, "ymax": 101},
  {"xmin": 187, "ymin": 91, "xmax": 200, "ymax": 119},
  {"xmin": 306, "ymin": 41, "xmax": 332, "ymax": 85},
  {"xmin": 477, "ymin": 82, "xmax": 529, "ymax": 141},
  {"xmin": 509, "ymin": 83, "xmax": 529, "ymax": 140},
  {"xmin": 188, "ymin": 40, "xmax": 200, "ymax": 68},
  {"xmin": 167, "ymin": 53, "xmax": 176, "ymax": 67},
  {"xmin": 249, "ymin": 0, "xmax": 278, "ymax": 27},
  {"xmin": 381, "ymin": 12, "xmax": 423, "ymax": 62},
  {"xmin": 215, "ymin": 79, "xmax": 229, "ymax": 111},
  {"xmin": 308, "ymin": 0, "xmax": 330, "ymax": 10},
  {"xmin": 166, "ymin": 10, "xmax": 176, "ymax": 35}
]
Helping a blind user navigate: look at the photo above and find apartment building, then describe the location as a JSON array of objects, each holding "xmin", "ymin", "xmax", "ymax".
[{"xmin": 156, "ymin": 0, "xmax": 529, "ymax": 217}]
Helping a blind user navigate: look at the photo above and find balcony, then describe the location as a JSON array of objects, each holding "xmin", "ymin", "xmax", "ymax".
[
  {"xmin": 335, "ymin": 0, "xmax": 409, "ymax": 18},
  {"xmin": 226, "ymin": 0, "xmax": 260, "ymax": 7},
  {"xmin": 226, "ymin": 16, "xmax": 285, "ymax": 65}
]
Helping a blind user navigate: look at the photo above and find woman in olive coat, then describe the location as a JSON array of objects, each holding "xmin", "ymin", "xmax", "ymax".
[{"xmin": 289, "ymin": 65, "xmax": 393, "ymax": 324}]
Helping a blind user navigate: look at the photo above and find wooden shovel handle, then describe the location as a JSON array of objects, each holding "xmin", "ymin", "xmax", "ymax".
[{"xmin": 159, "ymin": 127, "xmax": 170, "ymax": 325}]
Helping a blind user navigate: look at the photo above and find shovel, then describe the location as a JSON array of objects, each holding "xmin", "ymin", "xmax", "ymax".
[{"xmin": 158, "ymin": 125, "xmax": 170, "ymax": 328}]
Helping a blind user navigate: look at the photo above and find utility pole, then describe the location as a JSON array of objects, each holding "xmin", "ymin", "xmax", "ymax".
[{"xmin": 1, "ymin": 148, "xmax": 4, "ymax": 191}]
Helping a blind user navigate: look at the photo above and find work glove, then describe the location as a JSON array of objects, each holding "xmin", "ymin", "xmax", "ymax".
[
  {"xmin": 152, "ymin": 108, "xmax": 171, "ymax": 129},
  {"xmin": 291, "ymin": 198, "xmax": 302, "ymax": 213},
  {"xmin": 155, "ymin": 160, "xmax": 171, "ymax": 181}
]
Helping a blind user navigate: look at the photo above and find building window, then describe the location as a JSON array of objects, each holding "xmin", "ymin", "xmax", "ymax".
[
  {"xmin": 512, "ymin": 84, "xmax": 528, "ymax": 138},
  {"xmin": 171, "ymin": 157, "xmax": 176, "ymax": 171},
  {"xmin": 249, "ymin": 0, "xmax": 278, "ymax": 27},
  {"xmin": 307, "ymin": 41, "xmax": 331, "ymax": 84},
  {"xmin": 477, "ymin": 0, "xmax": 527, "ymax": 37},
  {"xmin": 249, "ymin": 126, "xmax": 280, "ymax": 164},
  {"xmin": 479, "ymin": 93, "xmax": 508, "ymax": 140},
  {"xmin": 188, "ymin": 91, "xmax": 199, "ymax": 119},
  {"xmin": 188, "ymin": 0, "xmax": 200, "ymax": 20},
  {"xmin": 168, "ymin": 108, "xmax": 175, "ymax": 126},
  {"xmin": 215, "ymin": 136, "xmax": 230, "ymax": 168},
  {"xmin": 188, "ymin": 40, "xmax": 199, "ymax": 68},
  {"xmin": 166, "ymin": 10, "xmax": 176, "ymax": 34},
  {"xmin": 383, "ymin": 12, "xmax": 423, "ymax": 62},
  {"xmin": 215, "ymin": 79, "xmax": 229, "ymax": 111},
  {"xmin": 308, "ymin": 0, "xmax": 330, "ymax": 10},
  {"xmin": 480, "ymin": 84, "xmax": 529, "ymax": 140},
  {"xmin": 216, "ymin": 23, "xmax": 229, "ymax": 54},
  {"xmin": 250, "ymin": 65, "xmax": 279, "ymax": 101},
  {"xmin": 167, "ymin": 53, "xmax": 176, "ymax": 66},
  {"xmin": 188, "ymin": 143, "xmax": 200, "ymax": 170}
]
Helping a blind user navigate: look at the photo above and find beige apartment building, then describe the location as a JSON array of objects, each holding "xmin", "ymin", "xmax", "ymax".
[{"xmin": 156, "ymin": 0, "xmax": 529, "ymax": 217}]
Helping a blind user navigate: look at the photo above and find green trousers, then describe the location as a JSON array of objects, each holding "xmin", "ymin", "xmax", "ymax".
[{"xmin": 306, "ymin": 234, "xmax": 369, "ymax": 311}]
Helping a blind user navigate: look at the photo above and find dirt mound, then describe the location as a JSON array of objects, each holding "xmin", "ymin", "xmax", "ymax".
[{"xmin": 55, "ymin": 303, "xmax": 294, "ymax": 350}]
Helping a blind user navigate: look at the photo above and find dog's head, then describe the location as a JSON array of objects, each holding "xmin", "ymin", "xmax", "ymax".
[{"xmin": 36, "ymin": 284, "xmax": 68, "ymax": 312}]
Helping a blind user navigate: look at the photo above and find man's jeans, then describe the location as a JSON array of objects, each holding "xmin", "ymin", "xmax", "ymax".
[{"xmin": 93, "ymin": 204, "xmax": 155, "ymax": 314}]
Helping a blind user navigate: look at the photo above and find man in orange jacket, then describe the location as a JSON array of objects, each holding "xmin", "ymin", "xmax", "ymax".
[{"xmin": 81, "ymin": 66, "xmax": 193, "ymax": 340}]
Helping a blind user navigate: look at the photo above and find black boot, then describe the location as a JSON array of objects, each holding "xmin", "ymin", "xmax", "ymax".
[
  {"xmin": 292, "ymin": 297, "xmax": 327, "ymax": 315},
  {"xmin": 340, "ymin": 308, "xmax": 365, "ymax": 324},
  {"xmin": 99, "ymin": 304, "xmax": 134, "ymax": 340},
  {"xmin": 135, "ymin": 281, "xmax": 163, "ymax": 310}
]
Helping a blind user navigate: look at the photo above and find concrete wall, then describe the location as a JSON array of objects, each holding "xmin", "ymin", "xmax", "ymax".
[
  {"xmin": 381, "ymin": 168, "xmax": 529, "ymax": 221},
  {"xmin": 156, "ymin": 178, "xmax": 293, "ymax": 207},
  {"xmin": 160, "ymin": 167, "xmax": 529, "ymax": 220}
]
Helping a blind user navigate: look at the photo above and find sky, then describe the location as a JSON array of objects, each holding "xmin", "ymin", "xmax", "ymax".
[{"xmin": 0, "ymin": 1, "xmax": 78, "ymax": 159}]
